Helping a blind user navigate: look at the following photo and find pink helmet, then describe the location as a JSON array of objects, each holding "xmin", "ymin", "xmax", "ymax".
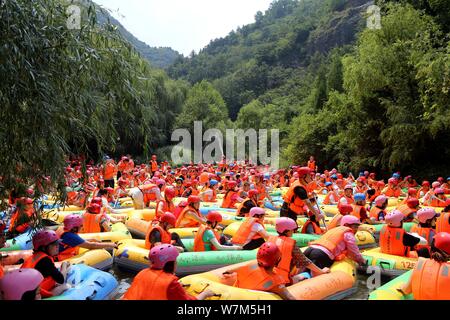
[
  {"xmin": 388, "ymin": 178, "xmax": 397, "ymax": 185},
  {"xmin": 156, "ymin": 179, "xmax": 166, "ymax": 186},
  {"xmin": 417, "ymin": 208, "xmax": 439, "ymax": 224},
  {"xmin": 154, "ymin": 171, "xmax": 161, "ymax": 178},
  {"xmin": 0, "ymin": 269, "xmax": 44, "ymax": 300},
  {"xmin": 149, "ymin": 244, "xmax": 179, "ymax": 270},
  {"xmin": 432, "ymin": 181, "xmax": 441, "ymax": 189},
  {"xmin": 249, "ymin": 207, "xmax": 266, "ymax": 217},
  {"xmin": 385, "ymin": 210, "xmax": 404, "ymax": 227},
  {"xmin": 344, "ymin": 184, "xmax": 353, "ymax": 190},
  {"xmin": 63, "ymin": 214, "xmax": 83, "ymax": 230},
  {"xmin": 32, "ymin": 230, "xmax": 59, "ymax": 249},
  {"xmin": 340, "ymin": 215, "xmax": 361, "ymax": 227},
  {"xmin": 293, "ymin": 172, "xmax": 299, "ymax": 178},
  {"xmin": 164, "ymin": 186, "xmax": 176, "ymax": 199},
  {"xmin": 276, "ymin": 217, "xmax": 298, "ymax": 234},
  {"xmin": 375, "ymin": 195, "xmax": 388, "ymax": 207},
  {"xmin": 435, "ymin": 188, "xmax": 445, "ymax": 195}
]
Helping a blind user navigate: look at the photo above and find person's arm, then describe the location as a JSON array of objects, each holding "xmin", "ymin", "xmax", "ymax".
[
  {"xmin": 186, "ymin": 211, "xmax": 206, "ymax": 225},
  {"xmin": 80, "ymin": 240, "xmax": 117, "ymax": 250},
  {"xmin": 274, "ymin": 286, "xmax": 296, "ymax": 300},
  {"xmin": 209, "ymin": 237, "xmax": 242, "ymax": 251},
  {"xmin": 404, "ymin": 232, "xmax": 427, "ymax": 246},
  {"xmin": 343, "ymin": 233, "xmax": 365, "ymax": 265},
  {"xmin": 35, "ymin": 258, "xmax": 65, "ymax": 284}
]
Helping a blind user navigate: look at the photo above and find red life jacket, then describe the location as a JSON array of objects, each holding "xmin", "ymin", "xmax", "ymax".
[
  {"xmin": 231, "ymin": 218, "xmax": 265, "ymax": 245},
  {"xmin": 145, "ymin": 224, "xmax": 172, "ymax": 250},
  {"xmin": 410, "ymin": 225, "xmax": 434, "ymax": 252},
  {"xmin": 301, "ymin": 220, "xmax": 323, "ymax": 235},
  {"xmin": 267, "ymin": 236, "xmax": 295, "ymax": 282},
  {"xmin": 193, "ymin": 225, "xmax": 220, "ymax": 252},
  {"xmin": 221, "ymin": 190, "xmax": 238, "ymax": 208},
  {"xmin": 175, "ymin": 206, "xmax": 201, "ymax": 228},
  {"xmin": 436, "ymin": 213, "xmax": 450, "ymax": 233},
  {"xmin": 22, "ymin": 252, "xmax": 57, "ymax": 298},
  {"xmin": 379, "ymin": 226, "xmax": 412, "ymax": 257},
  {"xmin": 411, "ymin": 258, "xmax": 450, "ymax": 300},
  {"xmin": 234, "ymin": 262, "xmax": 285, "ymax": 292},
  {"xmin": 123, "ymin": 269, "xmax": 178, "ymax": 300}
]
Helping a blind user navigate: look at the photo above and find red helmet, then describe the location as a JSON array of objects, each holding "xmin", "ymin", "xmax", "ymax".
[
  {"xmin": 32, "ymin": 230, "xmax": 59, "ymax": 249},
  {"xmin": 105, "ymin": 187, "xmax": 114, "ymax": 193},
  {"xmin": 339, "ymin": 204, "xmax": 354, "ymax": 215},
  {"xmin": 188, "ymin": 195, "xmax": 201, "ymax": 204},
  {"xmin": 118, "ymin": 179, "xmax": 127, "ymax": 186},
  {"xmin": 377, "ymin": 181, "xmax": 385, "ymax": 187},
  {"xmin": 91, "ymin": 197, "xmax": 102, "ymax": 205},
  {"xmin": 227, "ymin": 181, "xmax": 237, "ymax": 188},
  {"xmin": 437, "ymin": 177, "xmax": 445, "ymax": 183},
  {"xmin": 164, "ymin": 187, "xmax": 176, "ymax": 199},
  {"xmin": 207, "ymin": 211, "xmax": 222, "ymax": 223},
  {"xmin": 406, "ymin": 198, "xmax": 419, "ymax": 209},
  {"xmin": 257, "ymin": 242, "xmax": 281, "ymax": 268},
  {"xmin": 407, "ymin": 188, "xmax": 417, "ymax": 196},
  {"xmin": 433, "ymin": 233, "xmax": 450, "ymax": 255},
  {"xmin": 422, "ymin": 181, "xmax": 430, "ymax": 187},
  {"xmin": 388, "ymin": 178, "xmax": 398, "ymax": 185},
  {"xmin": 296, "ymin": 167, "xmax": 311, "ymax": 176},
  {"xmin": 160, "ymin": 212, "xmax": 176, "ymax": 226},
  {"xmin": 88, "ymin": 203, "xmax": 101, "ymax": 214},
  {"xmin": 248, "ymin": 189, "xmax": 259, "ymax": 198}
]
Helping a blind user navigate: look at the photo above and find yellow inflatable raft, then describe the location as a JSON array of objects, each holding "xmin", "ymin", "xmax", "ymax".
[
  {"xmin": 361, "ymin": 247, "xmax": 418, "ymax": 276},
  {"xmin": 179, "ymin": 258, "xmax": 357, "ymax": 300}
]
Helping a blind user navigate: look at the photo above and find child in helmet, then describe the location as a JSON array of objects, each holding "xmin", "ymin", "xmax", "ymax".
[
  {"xmin": 0, "ymin": 269, "xmax": 43, "ymax": 300},
  {"xmin": 193, "ymin": 212, "xmax": 242, "ymax": 252},
  {"xmin": 231, "ymin": 207, "xmax": 270, "ymax": 250},
  {"xmin": 352, "ymin": 193, "xmax": 371, "ymax": 224},
  {"xmin": 21, "ymin": 230, "xmax": 70, "ymax": 298},
  {"xmin": 57, "ymin": 214, "xmax": 118, "ymax": 261},
  {"xmin": 123, "ymin": 244, "xmax": 216, "ymax": 300},
  {"xmin": 221, "ymin": 242, "xmax": 296, "ymax": 300},
  {"xmin": 145, "ymin": 212, "xmax": 185, "ymax": 252},
  {"xmin": 369, "ymin": 195, "xmax": 388, "ymax": 222},
  {"xmin": 398, "ymin": 233, "xmax": 450, "ymax": 300},
  {"xmin": 410, "ymin": 208, "xmax": 440, "ymax": 258}
]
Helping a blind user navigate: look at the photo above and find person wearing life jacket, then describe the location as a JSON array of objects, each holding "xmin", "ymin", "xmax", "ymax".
[
  {"xmin": 281, "ymin": 167, "xmax": 320, "ymax": 222},
  {"xmin": 56, "ymin": 214, "xmax": 118, "ymax": 261},
  {"xmin": 351, "ymin": 193, "xmax": 371, "ymax": 224},
  {"xmin": 300, "ymin": 198, "xmax": 325, "ymax": 235},
  {"xmin": 323, "ymin": 182, "xmax": 339, "ymax": 205},
  {"xmin": 379, "ymin": 210, "xmax": 425, "ymax": 257},
  {"xmin": 114, "ymin": 178, "xmax": 129, "ymax": 199},
  {"xmin": 436, "ymin": 199, "xmax": 450, "ymax": 233},
  {"xmin": 80, "ymin": 203, "xmax": 110, "ymax": 233},
  {"xmin": 307, "ymin": 156, "xmax": 317, "ymax": 172},
  {"xmin": 103, "ymin": 158, "xmax": 116, "ymax": 189},
  {"xmin": 338, "ymin": 185, "xmax": 355, "ymax": 208},
  {"xmin": 238, "ymin": 181, "xmax": 250, "ymax": 199},
  {"xmin": 410, "ymin": 208, "xmax": 440, "ymax": 258},
  {"xmin": 21, "ymin": 230, "xmax": 70, "ymax": 298},
  {"xmin": 442, "ymin": 177, "xmax": 450, "ymax": 194},
  {"xmin": 193, "ymin": 211, "xmax": 242, "ymax": 252},
  {"xmin": 232, "ymin": 207, "xmax": 270, "ymax": 250},
  {"xmin": 8, "ymin": 197, "xmax": 35, "ymax": 235},
  {"xmin": 128, "ymin": 181, "xmax": 162, "ymax": 210},
  {"xmin": 175, "ymin": 195, "xmax": 206, "ymax": 228},
  {"xmin": 236, "ymin": 189, "xmax": 259, "ymax": 217},
  {"xmin": 199, "ymin": 179, "xmax": 218, "ymax": 202},
  {"xmin": 123, "ymin": 244, "xmax": 216, "ymax": 300},
  {"xmin": 145, "ymin": 213, "xmax": 185, "ymax": 252},
  {"xmin": 382, "ymin": 178, "xmax": 402, "ymax": 198},
  {"xmin": 327, "ymin": 204, "xmax": 354, "ymax": 230},
  {"xmin": 174, "ymin": 177, "xmax": 185, "ymax": 197},
  {"xmin": 221, "ymin": 181, "xmax": 240, "ymax": 209},
  {"xmin": 422, "ymin": 181, "xmax": 440, "ymax": 205},
  {"xmin": 155, "ymin": 186, "xmax": 176, "ymax": 220},
  {"xmin": 396, "ymin": 198, "xmax": 420, "ymax": 222},
  {"xmin": 417, "ymin": 181, "xmax": 430, "ymax": 199},
  {"xmin": 354, "ymin": 177, "xmax": 368, "ymax": 194},
  {"xmin": 117, "ymin": 156, "xmax": 130, "ymax": 180},
  {"xmin": 427, "ymin": 188, "xmax": 447, "ymax": 207},
  {"xmin": 221, "ymin": 242, "xmax": 296, "ymax": 300},
  {"xmin": 304, "ymin": 216, "xmax": 367, "ymax": 269},
  {"xmin": 150, "ymin": 155, "xmax": 158, "ymax": 178},
  {"xmin": 398, "ymin": 232, "xmax": 450, "ymax": 300},
  {"xmin": 0, "ymin": 269, "xmax": 44, "ymax": 300},
  {"xmin": 399, "ymin": 188, "xmax": 418, "ymax": 206},
  {"xmin": 268, "ymin": 218, "xmax": 330, "ymax": 284},
  {"xmin": 368, "ymin": 173, "xmax": 377, "ymax": 188},
  {"xmin": 369, "ymin": 195, "xmax": 388, "ymax": 222}
]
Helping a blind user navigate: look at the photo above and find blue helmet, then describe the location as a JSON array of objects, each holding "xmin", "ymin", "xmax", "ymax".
[
  {"xmin": 209, "ymin": 180, "xmax": 218, "ymax": 186},
  {"xmin": 230, "ymin": 172, "xmax": 235, "ymax": 176},
  {"xmin": 331, "ymin": 174, "xmax": 338, "ymax": 179},
  {"xmin": 359, "ymin": 172, "xmax": 365, "ymax": 177},
  {"xmin": 325, "ymin": 182, "xmax": 333, "ymax": 187},
  {"xmin": 215, "ymin": 172, "xmax": 222, "ymax": 176},
  {"xmin": 393, "ymin": 173, "xmax": 400, "ymax": 179},
  {"xmin": 354, "ymin": 193, "xmax": 366, "ymax": 202}
]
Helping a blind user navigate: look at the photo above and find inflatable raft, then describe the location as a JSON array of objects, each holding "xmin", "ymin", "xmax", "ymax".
[
  {"xmin": 368, "ymin": 271, "xmax": 413, "ymax": 300},
  {"xmin": 179, "ymin": 258, "xmax": 357, "ymax": 300},
  {"xmin": 46, "ymin": 264, "xmax": 118, "ymax": 300},
  {"xmin": 361, "ymin": 247, "xmax": 418, "ymax": 276},
  {"xmin": 114, "ymin": 239, "xmax": 258, "ymax": 275}
]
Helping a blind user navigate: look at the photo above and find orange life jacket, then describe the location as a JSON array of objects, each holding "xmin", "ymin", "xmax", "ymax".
[
  {"xmin": 309, "ymin": 226, "xmax": 352, "ymax": 258},
  {"xmin": 156, "ymin": 199, "xmax": 175, "ymax": 217},
  {"xmin": 234, "ymin": 262, "xmax": 285, "ymax": 292},
  {"xmin": 256, "ymin": 185, "xmax": 267, "ymax": 205},
  {"xmin": 55, "ymin": 228, "xmax": 80, "ymax": 261},
  {"xmin": 283, "ymin": 180, "xmax": 309, "ymax": 215},
  {"xmin": 396, "ymin": 203, "xmax": 416, "ymax": 219},
  {"xmin": 175, "ymin": 206, "xmax": 202, "ymax": 228},
  {"xmin": 104, "ymin": 163, "xmax": 115, "ymax": 180},
  {"xmin": 307, "ymin": 161, "xmax": 316, "ymax": 171},
  {"xmin": 379, "ymin": 226, "xmax": 411, "ymax": 257},
  {"xmin": 410, "ymin": 225, "xmax": 434, "ymax": 251},
  {"xmin": 436, "ymin": 212, "xmax": 450, "ymax": 234},
  {"xmin": 411, "ymin": 258, "xmax": 450, "ymax": 300},
  {"xmin": 123, "ymin": 269, "xmax": 178, "ymax": 300},
  {"xmin": 429, "ymin": 198, "xmax": 447, "ymax": 208},
  {"xmin": 81, "ymin": 211, "xmax": 105, "ymax": 233},
  {"xmin": 369, "ymin": 206, "xmax": 385, "ymax": 221},
  {"xmin": 8, "ymin": 208, "xmax": 34, "ymax": 233},
  {"xmin": 231, "ymin": 218, "xmax": 265, "ymax": 245},
  {"xmin": 267, "ymin": 236, "xmax": 295, "ymax": 282},
  {"xmin": 150, "ymin": 160, "xmax": 158, "ymax": 172},
  {"xmin": 139, "ymin": 184, "xmax": 159, "ymax": 203},
  {"xmin": 145, "ymin": 224, "xmax": 172, "ymax": 250},
  {"xmin": 383, "ymin": 186, "xmax": 401, "ymax": 198},
  {"xmin": 301, "ymin": 220, "xmax": 323, "ymax": 235},
  {"xmin": 339, "ymin": 195, "xmax": 354, "ymax": 206},
  {"xmin": 236, "ymin": 198, "xmax": 257, "ymax": 217},
  {"xmin": 21, "ymin": 252, "xmax": 56, "ymax": 298},
  {"xmin": 351, "ymin": 205, "xmax": 364, "ymax": 221},
  {"xmin": 221, "ymin": 190, "xmax": 238, "ymax": 208},
  {"xmin": 323, "ymin": 191, "xmax": 338, "ymax": 205},
  {"xmin": 193, "ymin": 225, "xmax": 220, "ymax": 252}
]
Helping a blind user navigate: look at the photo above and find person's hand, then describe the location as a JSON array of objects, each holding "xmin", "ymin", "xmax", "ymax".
[
  {"xmin": 321, "ymin": 267, "xmax": 331, "ymax": 274},
  {"xmin": 111, "ymin": 243, "xmax": 119, "ymax": 249},
  {"xmin": 202, "ymin": 289, "xmax": 217, "ymax": 299}
]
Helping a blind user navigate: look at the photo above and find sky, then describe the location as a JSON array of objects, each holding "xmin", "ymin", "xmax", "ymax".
[{"xmin": 94, "ymin": 0, "xmax": 273, "ymax": 56}]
